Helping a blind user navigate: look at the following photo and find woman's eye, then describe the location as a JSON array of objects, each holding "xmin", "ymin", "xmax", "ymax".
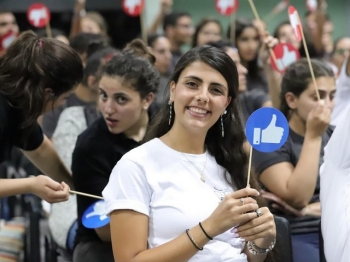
[
  {"xmin": 116, "ymin": 96, "xmax": 128, "ymax": 104},
  {"xmin": 99, "ymin": 92, "xmax": 107, "ymax": 100},
  {"xmin": 211, "ymin": 87, "xmax": 223, "ymax": 94},
  {"xmin": 186, "ymin": 82, "xmax": 197, "ymax": 88}
]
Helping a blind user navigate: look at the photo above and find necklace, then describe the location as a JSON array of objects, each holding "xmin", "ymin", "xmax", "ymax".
[{"xmin": 167, "ymin": 133, "xmax": 208, "ymax": 183}]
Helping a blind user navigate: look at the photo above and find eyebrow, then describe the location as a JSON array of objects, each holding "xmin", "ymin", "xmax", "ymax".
[
  {"xmin": 98, "ymin": 87, "xmax": 129, "ymax": 96},
  {"xmin": 184, "ymin": 76, "xmax": 228, "ymax": 90}
]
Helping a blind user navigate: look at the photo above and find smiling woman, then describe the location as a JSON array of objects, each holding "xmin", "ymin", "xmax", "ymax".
[{"xmin": 103, "ymin": 45, "xmax": 277, "ymax": 262}]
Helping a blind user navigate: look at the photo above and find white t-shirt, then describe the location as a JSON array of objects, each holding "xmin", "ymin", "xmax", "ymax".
[
  {"xmin": 320, "ymin": 106, "xmax": 350, "ymax": 262},
  {"xmin": 331, "ymin": 58, "xmax": 350, "ymax": 126},
  {"xmin": 103, "ymin": 138, "xmax": 247, "ymax": 262}
]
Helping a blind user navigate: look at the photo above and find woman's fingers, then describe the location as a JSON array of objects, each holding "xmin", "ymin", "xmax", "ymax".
[{"xmin": 234, "ymin": 207, "xmax": 275, "ymax": 240}]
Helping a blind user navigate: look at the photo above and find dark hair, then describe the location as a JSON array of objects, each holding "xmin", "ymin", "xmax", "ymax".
[
  {"xmin": 0, "ymin": 31, "xmax": 83, "ymax": 127},
  {"xmin": 163, "ymin": 12, "xmax": 191, "ymax": 32},
  {"xmin": 123, "ymin": 39, "xmax": 156, "ymax": 65},
  {"xmin": 82, "ymin": 47, "xmax": 120, "ymax": 86},
  {"xmin": 69, "ymin": 32, "xmax": 108, "ymax": 55},
  {"xmin": 192, "ymin": 18, "xmax": 223, "ymax": 47},
  {"xmin": 101, "ymin": 39, "xmax": 159, "ymax": 98},
  {"xmin": 228, "ymin": 19, "xmax": 261, "ymax": 80},
  {"xmin": 273, "ymin": 21, "xmax": 290, "ymax": 39},
  {"xmin": 145, "ymin": 45, "xmax": 250, "ymax": 190},
  {"xmin": 280, "ymin": 58, "xmax": 334, "ymax": 118},
  {"xmin": 148, "ymin": 33, "xmax": 166, "ymax": 48}
]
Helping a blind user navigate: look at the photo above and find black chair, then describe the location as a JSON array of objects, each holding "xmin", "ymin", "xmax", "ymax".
[
  {"xmin": 274, "ymin": 216, "xmax": 293, "ymax": 262},
  {"xmin": 319, "ymin": 221, "xmax": 327, "ymax": 262}
]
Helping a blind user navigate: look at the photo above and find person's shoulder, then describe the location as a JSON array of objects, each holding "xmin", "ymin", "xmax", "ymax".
[{"xmin": 122, "ymin": 138, "xmax": 161, "ymax": 162}]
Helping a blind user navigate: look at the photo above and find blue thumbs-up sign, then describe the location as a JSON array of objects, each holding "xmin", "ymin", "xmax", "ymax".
[
  {"xmin": 82, "ymin": 200, "xmax": 110, "ymax": 229},
  {"xmin": 246, "ymin": 107, "xmax": 289, "ymax": 152}
]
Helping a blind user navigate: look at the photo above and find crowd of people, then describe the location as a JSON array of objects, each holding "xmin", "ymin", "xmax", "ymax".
[{"xmin": 0, "ymin": 0, "xmax": 349, "ymax": 261}]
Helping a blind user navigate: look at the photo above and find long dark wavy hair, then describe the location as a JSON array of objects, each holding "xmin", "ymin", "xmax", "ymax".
[
  {"xmin": 0, "ymin": 31, "xmax": 83, "ymax": 128},
  {"xmin": 146, "ymin": 45, "xmax": 250, "ymax": 190}
]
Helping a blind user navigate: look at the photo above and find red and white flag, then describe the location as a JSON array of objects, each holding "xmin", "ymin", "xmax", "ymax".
[
  {"xmin": 288, "ymin": 6, "xmax": 302, "ymax": 42},
  {"xmin": 122, "ymin": 0, "xmax": 145, "ymax": 17},
  {"xmin": 215, "ymin": 0, "xmax": 239, "ymax": 16},
  {"xmin": 27, "ymin": 3, "xmax": 51, "ymax": 28}
]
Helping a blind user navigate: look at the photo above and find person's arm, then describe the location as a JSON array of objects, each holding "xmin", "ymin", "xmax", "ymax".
[
  {"xmin": 0, "ymin": 176, "xmax": 69, "ymax": 203},
  {"xmin": 69, "ymin": 0, "xmax": 86, "ymax": 38},
  {"xmin": 22, "ymin": 136, "xmax": 73, "ymax": 188},
  {"xmin": 260, "ymin": 101, "xmax": 331, "ymax": 209},
  {"xmin": 147, "ymin": 0, "xmax": 173, "ymax": 34}
]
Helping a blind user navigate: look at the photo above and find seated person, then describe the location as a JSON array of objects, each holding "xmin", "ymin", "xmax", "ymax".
[{"xmin": 252, "ymin": 59, "xmax": 336, "ymax": 262}]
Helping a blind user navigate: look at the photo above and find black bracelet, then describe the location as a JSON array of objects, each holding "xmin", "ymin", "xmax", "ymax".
[
  {"xmin": 199, "ymin": 222, "xmax": 213, "ymax": 240},
  {"xmin": 185, "ymin": 229, "xmax": 203, "ymax": 251}
]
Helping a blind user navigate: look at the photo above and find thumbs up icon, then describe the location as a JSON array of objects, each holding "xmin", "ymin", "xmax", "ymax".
[
  {"xmin": 29, "ymin": 8, "xmax": 47, "ymax": 27},
  {"xmin": 253, "ymin": 114, "xmax": 284, "ymax": 145},
  {"xmin": 276, "ymin": 45, "xmax": 297, "ymax": 72}
]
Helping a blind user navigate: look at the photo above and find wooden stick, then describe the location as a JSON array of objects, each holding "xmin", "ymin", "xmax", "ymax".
[
  {"xmin": 247, "ymin": 0, "xmax": 279, "ymax": 68},
  {"xmin": 45, "ymin": 23, "xmax": 52, "ymax": 38},
  {"xmin": 230, "ymin": 11, "xmax": 236, "ymax": 44},
  {"xmin": 140, "ymin": 10, "xmax": 147, "ymax": 44},
  {"xmin": 299, "ymin": 17, "xmax": 321, "ymax": 101},
  {"xmin": 246, "ymin": 145, "xmax": 253, "ymax": 188},
  {"xmin": 70, "ymin": 190, "xmax": 103, "ymax": 200}
]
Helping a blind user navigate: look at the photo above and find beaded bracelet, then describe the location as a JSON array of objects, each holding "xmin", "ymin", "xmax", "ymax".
[
  {"xmin": 247, "ymin": 239, "xmax": 276, "ymax": 255},
  {"xmin": 185, "ymin": 229, "xmax": 203, "ymax": 251}
]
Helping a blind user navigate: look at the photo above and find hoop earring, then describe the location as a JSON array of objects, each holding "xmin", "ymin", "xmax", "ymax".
[
  {"xmin": 168, "ymin": 100, "xmax": 172, "ymax": 125},
  {"xmin": 221, "ymin": 110, "xmax": 227, "ymax": 137}
]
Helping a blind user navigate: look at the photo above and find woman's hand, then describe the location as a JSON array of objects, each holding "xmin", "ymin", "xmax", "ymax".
[
  {"xmin": 234, "ymin": 207, "xmax": 276, "ymax": 243},
  {"xmin": 306, "ymin": 100, "xmax": 331, "ymax": 139},
  {"xmin": 30, "ymin": 175, "xmax": 70, "ymax": 203},
  {"xmin": 201, "ymin": 188, "xmax": 261, "ymax": 238},
  {"xmin": 261, "ymin": 190, "xmax": 304, "ymax": 217},
  {"xmin": 259, "ymin": 32, "xmax": 279, "ymax": 65}
]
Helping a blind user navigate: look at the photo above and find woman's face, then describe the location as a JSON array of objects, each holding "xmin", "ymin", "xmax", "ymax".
[
  {"xmin": 196, "ymin": 22, "xmax": 222, "ymax": 46},
  {"xmin": 152, "ymin": 37, "xmax": 172, "ymax": 74},
  {"xmin": 81, "ymin": 17, "xmax": 101, "ymax": 34},
  {"xmin": 277, "ymin": 24, "xmax": 300, "ymax": 50},
  {"xmin": 170, "ymin": 61, "xmax": 231, "ymax": 134},
  {"xmin": 287, "ymin": 76, "xmax": 336, "ymax": 122},
  {"xmin": 98, "ymin": 76, "xmax": 153, "ymax": 135},
  {"xmin": 236, "ymin": 27, "xmax": 260, "ymax": 62}
]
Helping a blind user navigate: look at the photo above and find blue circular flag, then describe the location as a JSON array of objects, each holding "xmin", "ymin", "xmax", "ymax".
[
  {"xmin": 82, "ymin": 200, "xmax": 110, "ymax": 229},
  {"xmin": 245, "ymin": 107, "xmax": 289, "ymax": 153}
]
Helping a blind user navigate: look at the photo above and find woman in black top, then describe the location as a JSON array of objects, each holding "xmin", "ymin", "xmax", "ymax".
[
  {"xmin": 71, "ymin": 40, "xmax": 159, "ymax": 262},
  {"xmin": 0, "ymin": 31, "xmax": 83, "ymax": 202},
  {"xmin": 252, "ymin": 59, "xmax": 335, "ymax": 262}
]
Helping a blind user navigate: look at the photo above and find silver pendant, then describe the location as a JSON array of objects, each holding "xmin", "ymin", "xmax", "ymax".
[{"xmin": 201, "ymin": 174, "xmax": 206, "ymax": 183}]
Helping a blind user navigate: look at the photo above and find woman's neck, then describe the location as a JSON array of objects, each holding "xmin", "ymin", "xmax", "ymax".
[
  {"xmin": 162, "ymin": 123, "xmax": 207, "ymax": 154},
  {"xmin": 124, "ymin": 110, "xmax": 149, "ymax": 142},
  {"xmin": 288, "ymin": 113, "xmax": 306, "ymax": 137}
]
